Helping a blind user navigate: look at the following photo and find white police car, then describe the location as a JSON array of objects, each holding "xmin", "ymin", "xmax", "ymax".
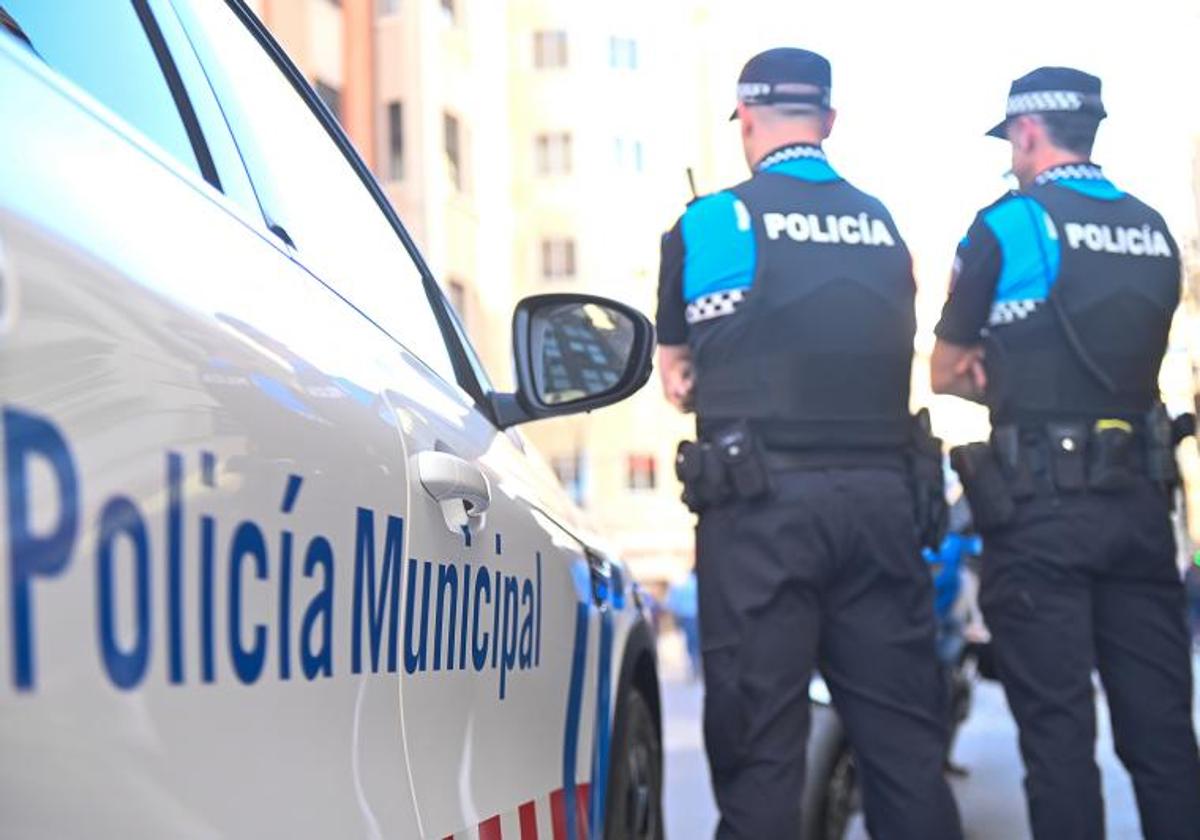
[{"xmin": 0, "ymin": 2, "xmax": 662, "ymax": 838}]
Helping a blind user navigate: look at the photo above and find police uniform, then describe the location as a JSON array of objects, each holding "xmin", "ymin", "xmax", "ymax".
[
  {"xmin": 657, "ymin": 48, "xmax": 963, "ymax": 840},
  {"xmin": 937, "ymin": 68, "xmax": 1200, "ymax": 840}
]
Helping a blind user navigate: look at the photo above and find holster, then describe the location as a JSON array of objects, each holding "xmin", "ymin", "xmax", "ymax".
[
  {"xmin": 1145, "ymin": 403, "xmax": 1182, "ymax": 488},
  {"xmin": 908, "ymin": 409, "xmax": 948, "ymax": 551},
  {"xmin": 949, "ymin": 442, "xmax": 1015, "ymax": 533}
]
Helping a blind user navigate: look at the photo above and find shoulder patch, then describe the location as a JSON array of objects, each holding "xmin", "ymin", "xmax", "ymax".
[{"xmin": 681, "ymin": 191, "xmax": 756, "ymax": 306}]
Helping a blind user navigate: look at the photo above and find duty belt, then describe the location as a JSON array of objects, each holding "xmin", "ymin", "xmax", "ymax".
[{"xmin": 951, "ymin": 407, "xmax": 1194, "ymax": 531}]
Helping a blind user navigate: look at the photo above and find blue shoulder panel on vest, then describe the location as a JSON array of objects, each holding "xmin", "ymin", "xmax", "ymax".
[
  {"xmin": 982, "ymin": 195, "xmax": 1061, "ymax": 304},
  {"xmin": 681, "ymin": 191, "xmax": 756, "ymax": 303},
  {"xmin": 1056, "ymin": 178, "xmax": 1124, "ymax": 201},
  {"xmin": 764, "ymin": 158, "xmax": 841, "ymax": 183}
]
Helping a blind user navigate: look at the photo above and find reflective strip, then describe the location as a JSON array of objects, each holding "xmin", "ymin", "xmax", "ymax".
[
  {"xmin": 519, "ymin": 802, "xmax": 540, "ymax": 839},
  {"xmin": 479, "ymin": 817, "xmax": 503, "ymax": 840},
  {"xmin": 685, "ymin": 289, "xmax": 747, "ymax": 325},
  {"xmin": 561, "ymin": 603, "xmax": 591, "ymax": 839},
  {"xmin": 551, "ymin": 784, "xmax": 591, "ymax": 840},
  {"xmin": 589, "ymin": 610, "xmax": 614, "ymax": 838}
]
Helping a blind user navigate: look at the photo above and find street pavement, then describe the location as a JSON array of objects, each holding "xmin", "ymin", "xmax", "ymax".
[{"xmin": 659, "ymin": 632, "xmax": 1200, "ymax": 839}]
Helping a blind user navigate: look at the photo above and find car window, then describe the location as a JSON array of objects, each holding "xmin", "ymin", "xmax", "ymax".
[
  {"xmin": 1, "ymin": 0, "xmax": 207, "ymax": 183},
  {"xmin": 171, "ymin": 0, "xmax": 456, "ymax": 383}
]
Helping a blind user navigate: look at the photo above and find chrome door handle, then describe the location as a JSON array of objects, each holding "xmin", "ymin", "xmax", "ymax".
[{"xmin": 415, "ymin": 451, "xmax": 491, "ymax": 534}]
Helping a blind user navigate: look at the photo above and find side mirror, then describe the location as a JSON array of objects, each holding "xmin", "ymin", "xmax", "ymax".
[{"xmin": 491, "ymin": 293, "xmax": 655, "ymax": 428}]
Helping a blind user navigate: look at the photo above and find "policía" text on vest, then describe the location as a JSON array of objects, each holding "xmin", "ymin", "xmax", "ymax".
[
  {"xmin": 1063, "ymin": 222, "xmax": 1172, "ymax": 257},
  {"xmin": 762, "ymin": 212, "xmax": 896, "ymax": 247}
]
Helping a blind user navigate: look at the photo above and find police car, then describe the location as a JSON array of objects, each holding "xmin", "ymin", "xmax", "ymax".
[{"xmin": 0, "ymin": 2, "xmax": 663, "ymax": 838}]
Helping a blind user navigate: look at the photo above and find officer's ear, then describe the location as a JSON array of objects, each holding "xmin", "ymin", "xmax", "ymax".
[
  {"xmin": 821, "ymin": 108, "xmax": 837, "ymax": 139},
  {"xmin": 738, "ymin": 103, "xmax": 755, "ymax": 138},
  {"xmin": 1010, "ymin": 115, "xmax": 1038, "ymax": 155}
]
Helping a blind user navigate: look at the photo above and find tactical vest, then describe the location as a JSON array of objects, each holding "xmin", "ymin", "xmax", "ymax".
[
  {"xmin": 984, "ymin": 183, "xmax": 1180, "ymax": 426},
  {"xmin": 691, "ymin": 171, "xmax": 916, "ymax": 450}
]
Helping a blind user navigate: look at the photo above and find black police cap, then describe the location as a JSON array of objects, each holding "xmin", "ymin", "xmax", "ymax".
[
  {"xmin": 730, "ymin": 48, "xmax": 832, "ymax": 121},
  {"xmin": 986, "ymin": 66, "xmax": 1107, "ymax": 138}
]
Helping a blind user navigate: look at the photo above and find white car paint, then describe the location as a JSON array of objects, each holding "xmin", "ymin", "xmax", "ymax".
[{"xmin": 0, "ymin": 4, "xmax": 656, "ymax": 839}]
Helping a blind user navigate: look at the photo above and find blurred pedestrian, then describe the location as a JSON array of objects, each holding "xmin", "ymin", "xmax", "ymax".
[
  {"xmin": 666, "ymin": 571, "xmax": 701, "ymax": 680},
  {"xmin": 1187, "ymin": 554, "xmax": 1200, "ymax": 649},
  {"xmin": 933, "ymin": 66, "xmax": 1200, "ymax": 839},
  {"xmin": 657, "ymin": 46, "xmax": 962, "ymax": 840}
]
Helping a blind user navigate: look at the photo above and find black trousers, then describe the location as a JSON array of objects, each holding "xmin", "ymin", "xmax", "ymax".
[
  {"xmin": 696, "ymin": 468, "xmax": 963, "ymax": 839},
  {"xmin": 981, "ymin": 478, "xmax": 1200, "ymax": 840}
]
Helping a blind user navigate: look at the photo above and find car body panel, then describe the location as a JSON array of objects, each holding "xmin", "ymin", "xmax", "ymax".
[{"xmin": 0, "ymin": 10, "xmax": 653, "ymax": 839}]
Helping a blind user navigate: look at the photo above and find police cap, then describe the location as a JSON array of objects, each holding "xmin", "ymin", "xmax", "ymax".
[
  {"xmin": 730, "ymin": 48, "xmax": 832, "ymax": 120},
  {"xmin": 986, "ymin": 66, "xmax": 1107, "ymax": 138}
]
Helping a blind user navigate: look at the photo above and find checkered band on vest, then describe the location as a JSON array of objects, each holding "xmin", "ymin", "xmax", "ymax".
[
  {"xmin": 686, "ymin": 289, "xmax": 747, "ymax": 324},
  {"xmin": 757, "ymin": 145, "xmax": 827, "ymax": 170},
  {"xmin": 989, "ymin": 299, "xmax": 1042, "ymax": 325},
  {"xmin": 1035, "ymin": 164, "xmax": 1105, "ymax": 185}
]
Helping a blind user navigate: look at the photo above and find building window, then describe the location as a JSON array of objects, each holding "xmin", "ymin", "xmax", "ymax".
[
  {"xmin": 627, "ymin": 454, "xmax": 657, "ymax": 491},
  {"xmin": 439, "ymin": 0, "xmax": 457, "ymax": 24},
  {"xmin": 386, "ymin": 101, "xmax": 403, "ymax": 180},
  {"xmin": 533, "ymin": 30, "xmax": 567, "ymax": 68},
  {"xmin": 551, "ymin": 452, "xmax": 587, "ymax": 506},
  {"xmin": 534, "ymin": 132, "xmax": 571, "ymax": 175},
  {"xmin": 540, "ymin": 238, "xmax": 576, "ymax": 281},
  {"xmin": 608, "ymin": 36, "xmax": 638, "ymax": 70},
  {"xmin": 613, "ymin": 137, "xmax": 644, "ymax": 173},
  {"xmin": 314, "ymin": 79, "xmax": 342, "ymax": 122},
  {"xmin": 443, "ymin": 111, "xmax": 463, "ymax": 191}
]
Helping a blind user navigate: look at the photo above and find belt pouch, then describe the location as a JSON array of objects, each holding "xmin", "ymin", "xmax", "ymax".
[
  {"xmin": 1088, "ymin": 420, "xmax": 1135, "ymax": 492},
  {"xmin": 715, "ymin": 422, "xmax": 770, "ymax": 501},
  {"xmin": 1046, "ymin": 422, "xmax": 1087, "ymax": 491}
]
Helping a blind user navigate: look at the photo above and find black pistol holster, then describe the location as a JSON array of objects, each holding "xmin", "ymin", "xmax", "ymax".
[
  {"xmin": 949, "ymin": 442, "xmax": 1015, "ymax": 533},
  {"xmin": 675, "ymin": 421, "xmax": 770, "ymax": 514},
  {"xmin": 908, "ymin": 408, "xmax": 948, "ymax": 551}
]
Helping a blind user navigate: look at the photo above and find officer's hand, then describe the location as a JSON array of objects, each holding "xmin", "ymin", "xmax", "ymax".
[
  {"xmin": 658, "ymin": 345, "xmax": 695, "ymax": 413},
  {"xmin": 933, "ymin": 340, "xmax": 987, "ymax": 403},
  {"xmin": 955, "ymin": 348, "xmax": 988, "ymax": 398},
  {"xmin": 664, "ymin": 363, "xmax": 694, "ymax": 412}
]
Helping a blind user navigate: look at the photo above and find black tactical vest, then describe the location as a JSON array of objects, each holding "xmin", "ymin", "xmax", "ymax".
[
  {"xmin": 690, "ymin": 171, "xmax": 916, "ymax": 451},
  {"xmin": 984, "ymin": 183, "xmax": 1180, "ymax": 426}
]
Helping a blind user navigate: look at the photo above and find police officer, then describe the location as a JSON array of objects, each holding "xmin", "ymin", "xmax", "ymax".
[
  {"xmin": 932, "ymin": 67, "xmax": 1200, "ymax": 839},
  {"xmin": 657, "ymin": 47, "xmax": 963, "ymax": 839}
]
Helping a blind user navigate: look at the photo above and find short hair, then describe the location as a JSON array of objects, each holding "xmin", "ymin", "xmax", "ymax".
[{"xmin": 1036, "ymin": 112, "xmax": 1100, "ymax": 157}]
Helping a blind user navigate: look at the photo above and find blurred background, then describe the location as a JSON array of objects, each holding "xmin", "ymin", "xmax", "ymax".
[{"xmin": 243, "ymin": 0, "xmax": 1200, "ymax": 598}]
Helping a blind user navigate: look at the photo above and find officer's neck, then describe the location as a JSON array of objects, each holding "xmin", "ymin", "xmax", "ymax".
[
  {"xmin": 1020, "ymin": 149, "xmax": 1090, "ymax": 189},
  {"xmin": 748, "ymin": 133, "xmax": 825, "ymax": 172}
]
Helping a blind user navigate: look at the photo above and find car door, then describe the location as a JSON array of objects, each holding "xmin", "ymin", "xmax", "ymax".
[
  {"xmin": 0, "ymin": 1, "xmax": 425, "ymax": 836},
  {"xmin": 168, "ymin": 3, "xmax": 613, "ymax": 839},
  {"xmin": 392, "ymin": 350, "xmax": 608, "ymax": 840}
]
